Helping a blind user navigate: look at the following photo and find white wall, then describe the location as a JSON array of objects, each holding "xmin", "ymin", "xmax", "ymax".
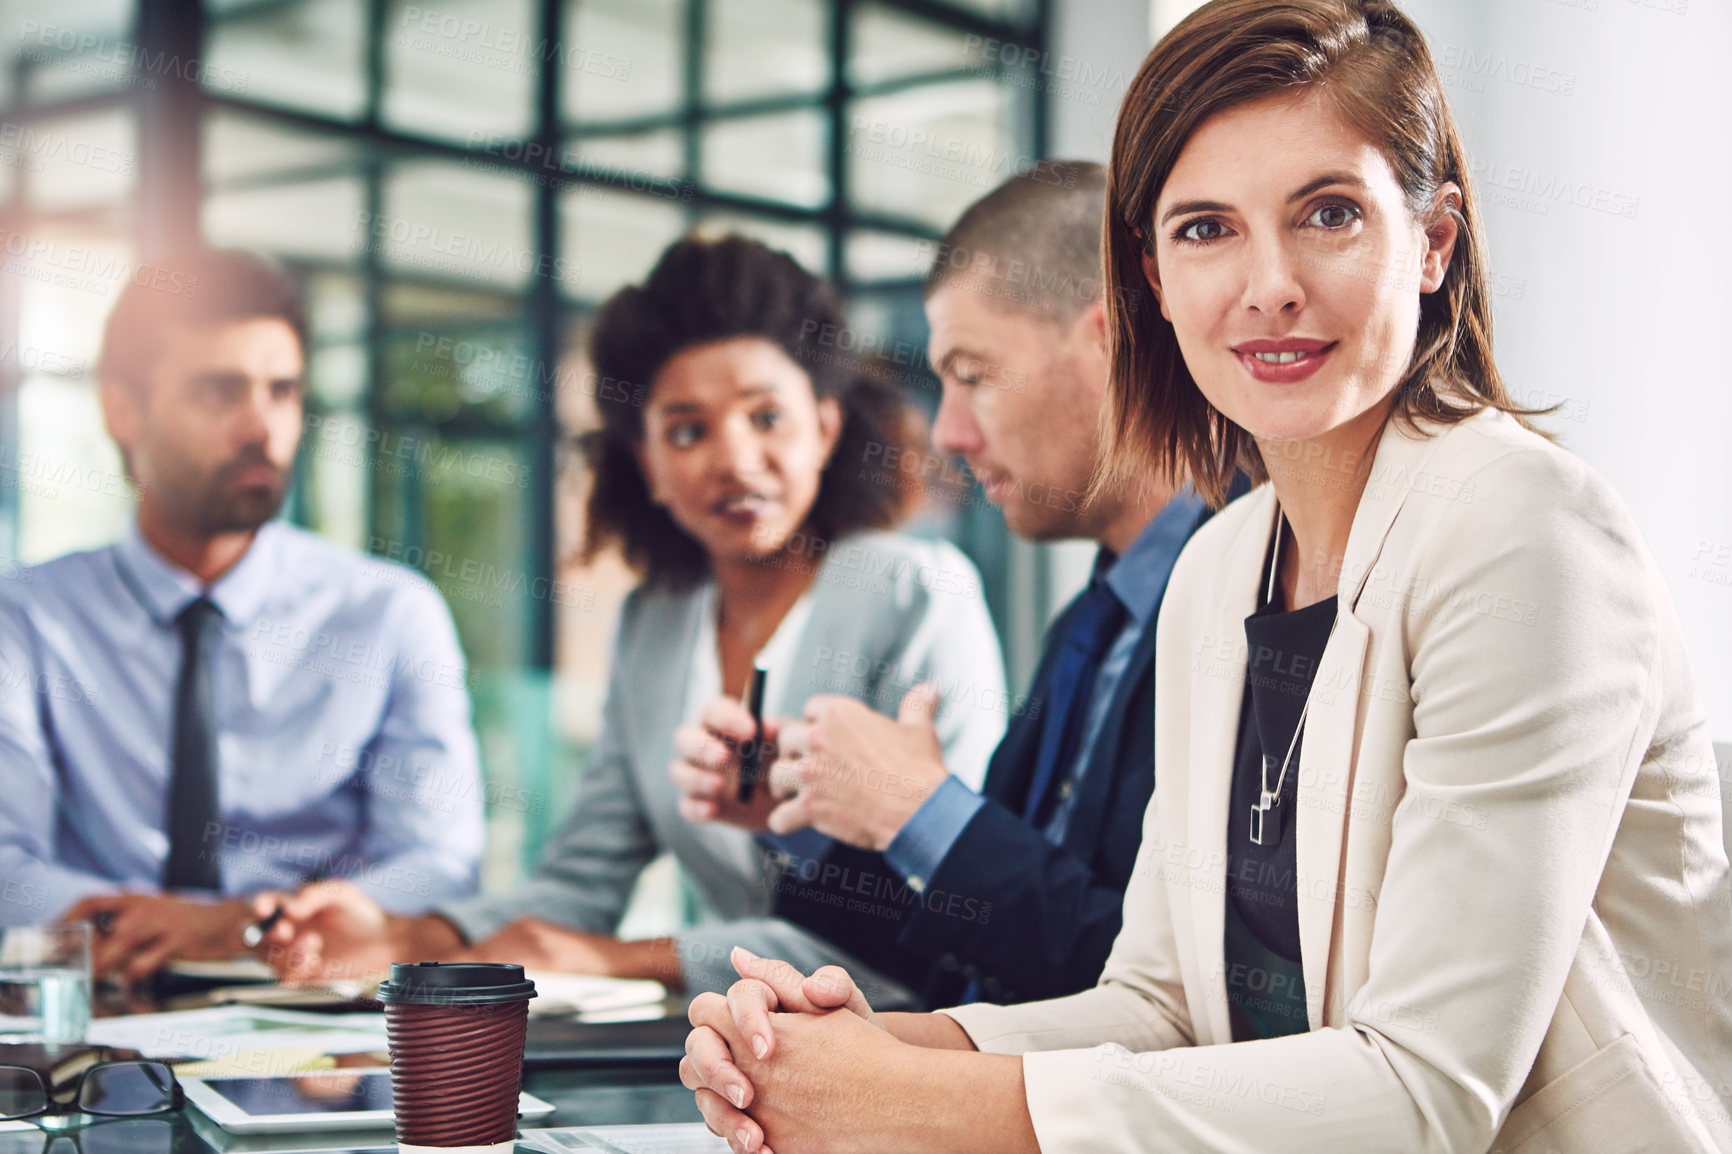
[
  {"xmin": 1378, "ymin": 0, "xmax": 1732, "ymax": 738},
  {"xmin": 1122, "ymin": 0, "xmax": 1732, "ymax": 739}
]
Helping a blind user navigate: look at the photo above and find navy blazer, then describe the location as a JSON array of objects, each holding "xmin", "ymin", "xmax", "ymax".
[{"xmin": 771, "ymin": 494, "xmax": 1222, "ymax": 1007}]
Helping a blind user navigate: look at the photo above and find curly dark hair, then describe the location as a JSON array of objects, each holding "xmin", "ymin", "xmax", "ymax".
[{"xmin": 580, "ymin": 235, "xmax": 927, "ymax": 588}]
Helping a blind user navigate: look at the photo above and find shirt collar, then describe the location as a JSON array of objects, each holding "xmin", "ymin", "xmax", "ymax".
[
  {"xmin": 1102, "ymin": 487, "xmax": 1207, "ymax": 626},
  {"xmin": 113, "ymin": 520, "xmax": 285, "ymax": 629}
]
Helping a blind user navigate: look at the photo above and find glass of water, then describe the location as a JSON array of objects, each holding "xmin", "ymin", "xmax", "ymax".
[{"xmin": 0, "ymin": 922, "xmax": 92, "ymax": 1044}]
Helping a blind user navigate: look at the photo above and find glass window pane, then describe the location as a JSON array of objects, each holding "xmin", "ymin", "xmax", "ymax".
[
  {"xmin": 568, "ymin": 129, "xmax": 685, "ymax": 184},
  {"xmin": 203, "ymin": 175, "xmax": 366, "ymax": 261},
  {"xmin": 17, "ymin": 374, "xmax": 132, "ymax": 562},
  {"xmin": 559, "ymin": 186, "xmax": 688, "ymax": 302},
  {"xmin": 308, "ymin": 342, "xmax": 367, "ymax": 409},
  {"xmin": 850, "ymin": 5, "xmax": 980, "ymax": 89},
  {"xmin": 380, "ymin": 162, "xmax": 537, "ymax": 291},
  {"xmin": 846, "ymin": 230, "xmax": 930, "ymax": 284},
  {"xmin": 202, "ymin": 110, "xmax": 363, "ymax": 189},
  {"xmin": 299, "ymin": 409, "xmax": 370, "ymax": 550},
  {"xmin": 562, "ymin": 0, "xmax": 679, "ymax": 124},
  {"xmin": 304, "ymin": 270, "xmax": 367, "ymax": 342},
  {"xmin": 381, "ymin": 323, "xmax": 535, "ymax": 427},
  {"xmin": 21, "ymin": 109, "xmax": 136, "ymax": 213},
  {"xmin": 382, "ymin": 281, "xmax": 522, "ymax": 326},
  {"xmin": 704, "ymin": 0, "xmax": 829, "ymax": 103},
  {"xmin": 205, "ymin": 0, "xmax": 367, "ymax": 119},
  {"xmin": 14, "ymin": 233, "xmax": 125, "ymax": 380},
  {"xmin": 363, "ymin": 432, "xmax": 533, "ymax": 670},
  {"xmin": 701, "ymin": 110, "xmax": 827, "ymax": 209},
  {"xmin": 693, "ymin": 215, "xmax": 828, "ymax": 276},
  {"xmin": 383, "ymin": 0, "xmax": 535, "ymax": 143},
  {"xmin": 848, "ymin": 79, "xmax": 1020, "ymax": 230},
  {"xmin": 14, "ymin": 0, "xmax": 135, "ymax": 104},
  {"xmin": 934, "ymin": 0, "xmax": 1036, "ymax": 22},
  {"xmin": 408, "ymin": 435, "xmax": 531, "ymax": 670}
]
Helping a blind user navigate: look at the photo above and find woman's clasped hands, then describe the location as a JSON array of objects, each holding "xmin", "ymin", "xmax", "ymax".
[{"xmin": 681, "ymin": 947, "xmax": 899, "ymax": 1154}]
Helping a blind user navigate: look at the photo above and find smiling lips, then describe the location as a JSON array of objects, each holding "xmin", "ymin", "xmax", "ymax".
[
  {"xmin": 715, "ymin": 492, "xmax": 772, "ymax": 526},
  {"xmin": 1232, "ymin": 337, "xmax": 1338, "ymax": 384}
]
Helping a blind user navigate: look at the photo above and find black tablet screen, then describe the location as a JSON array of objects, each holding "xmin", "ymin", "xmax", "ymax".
[{"xmin": 205, "ymin": 1072, "xmax": 393, "ymax": 1115}]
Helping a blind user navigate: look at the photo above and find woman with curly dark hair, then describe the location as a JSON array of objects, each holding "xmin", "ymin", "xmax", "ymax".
[{"xmin": 260, "ymin": 236, "xmax": 1006, "ymax": 997}]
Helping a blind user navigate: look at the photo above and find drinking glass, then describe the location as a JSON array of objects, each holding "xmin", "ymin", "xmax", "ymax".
[{"xmin": 0, "ymin": 925, "xmax": 93, "ymax": 1044}]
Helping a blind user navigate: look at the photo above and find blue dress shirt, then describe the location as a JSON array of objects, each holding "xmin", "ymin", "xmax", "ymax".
[
  {"xmin": 886, "ymin": 491, "xmax": 1207, "ymax": 889},
  {"xmin": 0, "ymin": 521, "xmax": 484, "ymax": 924}
]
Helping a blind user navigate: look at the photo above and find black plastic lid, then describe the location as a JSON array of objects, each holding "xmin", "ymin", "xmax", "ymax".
[{"xmin": 376, "ymin": 961, "xmax": 538, "ymax": 1006}]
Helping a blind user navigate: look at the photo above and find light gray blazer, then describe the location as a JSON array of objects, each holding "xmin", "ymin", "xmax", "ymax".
[{"xmin": 441, "ymin": 531, "xmax": 1007, "ymax": 996}]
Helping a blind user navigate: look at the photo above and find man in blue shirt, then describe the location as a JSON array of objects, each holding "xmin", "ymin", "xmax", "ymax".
[
  {"xmin": 0, "ymin": 249, "xmax": 483, "ymax": 980},
  {"xmin": 674, "ymin": 163, "xmax": 1232, "ymax": 1006}
]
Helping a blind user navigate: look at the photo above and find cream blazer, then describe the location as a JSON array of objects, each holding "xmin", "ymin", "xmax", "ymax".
[{"xmin": 945, "ymin": 409, "xmax": 1732, "ymax": 1153}]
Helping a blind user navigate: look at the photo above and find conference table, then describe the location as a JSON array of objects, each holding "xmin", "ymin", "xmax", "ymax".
[{"xmin": 0, "ymin": 989, "xmax": 705, "ymax": 1154}]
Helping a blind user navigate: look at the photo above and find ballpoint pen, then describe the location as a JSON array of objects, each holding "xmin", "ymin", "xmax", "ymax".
[{"xmin": 737, "ymin": 662, "xmax": 769, "ymax": 803}]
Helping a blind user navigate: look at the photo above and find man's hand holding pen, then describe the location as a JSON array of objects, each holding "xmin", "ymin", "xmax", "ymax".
[
  {"xmin": 66, "ymin": 893, "xmax": 260, "ymax": 982},
  {"xmin": 670, "ymin": 696, "xmax": 798, "ymax": 831},
  {"xmin": 672, "ymin": 682, "xmax": 952, "ymax": 852}
]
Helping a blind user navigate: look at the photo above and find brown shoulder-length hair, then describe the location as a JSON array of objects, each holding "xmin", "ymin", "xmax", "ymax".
[
  {"xmin": 1101, "ymin": 0, "xmax": 1543, "ymax": 508},
  {"xmin": 580, "ymin": 234, "xmax": 926, "ymax": 589}
]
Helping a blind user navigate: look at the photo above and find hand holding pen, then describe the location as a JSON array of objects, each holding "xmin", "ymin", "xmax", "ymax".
[{"xmin": 669, "ymin": 671, "xmax": 793, "ymax": 831}]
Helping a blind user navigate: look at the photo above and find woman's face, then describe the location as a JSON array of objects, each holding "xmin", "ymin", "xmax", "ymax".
[
  {"xmin": 1143, "ymin": 90, "xmax": 1457, "ymax": 450},
  {"xmin": 637, "ymin": 335, "xmax": 842, "ymax": 567}
]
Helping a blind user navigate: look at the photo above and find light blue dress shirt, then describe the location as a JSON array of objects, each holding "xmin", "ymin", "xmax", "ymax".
[
  {"xmin": 0, "ymin": 520, "xmax": 484, "ymax": 924},
  {"xmin": 886, "ymin": 491, "xmax": 1207, "ymax": 887}
]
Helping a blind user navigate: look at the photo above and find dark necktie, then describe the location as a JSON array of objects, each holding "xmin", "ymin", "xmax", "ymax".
[
  {"xmin": 1021, "ymin": 573, "xmax": 1128, "ymax": 833},
  {"xmin": 960, "ymin": 573, "xmax": 1126, "ymax": 1005},
  {"xmin": 163, "ymin": 597, "xmax": 224, "ymax": 891}
]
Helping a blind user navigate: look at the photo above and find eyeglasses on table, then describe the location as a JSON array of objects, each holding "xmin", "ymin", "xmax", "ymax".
[{"xmin": 0, "ymin": 1061, "xmax": 182, "ymax": 1121}]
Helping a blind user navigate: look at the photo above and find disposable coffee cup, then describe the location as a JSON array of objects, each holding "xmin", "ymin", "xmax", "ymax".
[{"xmin": 377, "ymin": 961, "xmax": 537, "ymax": 1154}]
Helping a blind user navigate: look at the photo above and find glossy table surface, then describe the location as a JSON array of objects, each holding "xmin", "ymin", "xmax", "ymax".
[
  {"xmin": 0, "ymin": 1065, "xmax": 702, "ymax": 1153},
  {"xmin": 0, "ymin": 990, "xmax": 702, "ymax": 1153}
]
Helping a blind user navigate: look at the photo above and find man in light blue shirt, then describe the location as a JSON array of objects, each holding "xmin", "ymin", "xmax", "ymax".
[{"xmin": 0, "ymin": 249, "xmax": 482, "ymax": 980}]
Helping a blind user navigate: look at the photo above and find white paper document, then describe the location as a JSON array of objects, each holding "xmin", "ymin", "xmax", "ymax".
[
  {"xmin": 85, "ymin": 1005, "xmax": 388, "ymax": 1059},
  {"xmin": 524, "ymin": 971, "xmax": 667, "ymax": 1017},
  {"xmin": 520, "ymin": 1124, "xmax": 728, "ymax": 1153}
]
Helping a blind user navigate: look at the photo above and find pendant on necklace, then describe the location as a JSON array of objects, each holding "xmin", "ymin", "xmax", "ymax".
[{"xmin": 1250, "ymin": 789, "xmax": 1279, "ymax": 847}]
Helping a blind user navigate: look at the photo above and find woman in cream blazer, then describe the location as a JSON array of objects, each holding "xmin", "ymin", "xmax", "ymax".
[
  {"xmin": 936, "ymin": 407, "xmax": 1732, "ymax": 1152},
  {"xmin": 677, "ymin": 2, "xmax": 1732, "ymax": 1151}
]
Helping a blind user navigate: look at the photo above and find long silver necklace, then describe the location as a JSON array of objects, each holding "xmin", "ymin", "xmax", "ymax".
[{"xmin": 1248, "ymin": 509, "xmax": 1333, "ymax": 847}]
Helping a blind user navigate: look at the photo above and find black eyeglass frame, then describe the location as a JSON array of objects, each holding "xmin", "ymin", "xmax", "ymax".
[{"xmin": 0, "ymin": 1061, "xmax": 184, "ymax": 1120}]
